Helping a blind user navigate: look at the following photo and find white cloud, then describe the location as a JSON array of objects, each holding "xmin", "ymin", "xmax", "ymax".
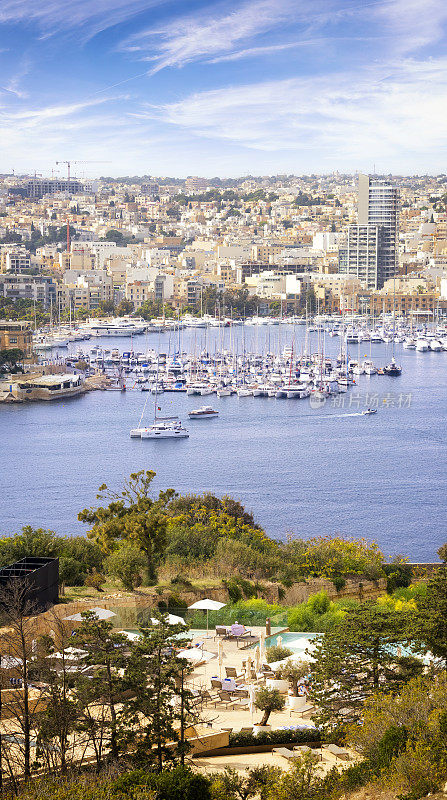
[
  {"xmin": 156, "ymin": 56, "xmax": 447, "ymax": 165},
  {"xmin": 122, "ymin": 0, "xmax": 314, "ymax": 72},
  {"xmin": 0, "ymin": 0, "xmax": 165, "ymax": 39},
  {"xmin": 374, "ymin": 0, "xmax": 447, "ymax": 53}
]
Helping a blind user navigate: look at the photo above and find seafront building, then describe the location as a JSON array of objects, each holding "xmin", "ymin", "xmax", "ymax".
[{"xmin": 339, "ymin": 175, "xmax": 399, "ymax": 290}]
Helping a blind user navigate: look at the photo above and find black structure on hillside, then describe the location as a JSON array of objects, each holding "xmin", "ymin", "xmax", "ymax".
[{"xmin": 0, "ymin": 557, "xmax": 59, "ymax": 612}]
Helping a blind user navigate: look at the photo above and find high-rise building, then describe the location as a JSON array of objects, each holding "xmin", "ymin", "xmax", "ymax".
[{"xmin": 339, "ymin": 175, "xmax": 399, "ymax": 289}]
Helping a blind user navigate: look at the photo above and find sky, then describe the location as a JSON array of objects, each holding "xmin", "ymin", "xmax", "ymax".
[{"xmin": 0, "ymin": 0, "xmax": 447, "ymax": 177}]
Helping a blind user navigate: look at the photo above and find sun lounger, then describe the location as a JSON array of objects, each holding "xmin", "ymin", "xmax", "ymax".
[
  {"xmin": 212, "ymin": 690, "xmax": 238, "ymax": 709},
  {"xmin": 272, "ymin": 747, "xmax": 302, "ymax": 761},
  {"xmin": 325, "ymin": 744, "xmax": 351, "ymax": 761},
  {"xmin": 225, "ymin": 667, "xmax": 244, "ymax": 680},
  {"xmin": 239, "ymin": 726, "xmax": 253, "ymax": 733},
  {"xmin": 215, "ymin": 626, "xmax": 228, "ymax": 638}
]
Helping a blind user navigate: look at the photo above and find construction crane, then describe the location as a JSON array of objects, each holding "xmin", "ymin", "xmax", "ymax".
[{"xmin": 55, "ymin": 160, "xmax": 110, "ymax": 252}]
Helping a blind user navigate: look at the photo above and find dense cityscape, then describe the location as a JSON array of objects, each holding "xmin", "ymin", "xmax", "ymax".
[{"xmin": 0, "ymin": 171, "xmax": 446, "ymax": 329}]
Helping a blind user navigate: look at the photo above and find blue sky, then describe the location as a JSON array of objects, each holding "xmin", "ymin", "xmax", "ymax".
[{"xmin": 1, "ymin": 0, "xmax": 447, "ymax": 177}]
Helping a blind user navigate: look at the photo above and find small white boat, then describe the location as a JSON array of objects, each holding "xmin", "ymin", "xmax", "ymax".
[
  {"xmin": 362, "ymin": 408, "xmax": 377, "ymax": 415},
  {"xmin": 237, "ymin": 388, "xmax": 252, "ymax": 397},
  {"xmin": 429, "ymin": 339, "xmax": 442, "ymax": 352},
  {"xmin": 188, "ymin": 406, "xmax": 218, "ymax": 418},
  {"xmin": 217, "ymin": 387, "xmax": 232, "ymax": 397},
  {"xmin": 416, "ymin": 339, "xmax": 429, "ymax": 352}
]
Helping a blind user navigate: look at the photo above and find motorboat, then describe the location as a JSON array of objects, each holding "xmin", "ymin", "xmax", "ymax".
[
  {"xmin": 416, "ymin": 339, "xmax": 429, "ymax": 352},
  {"xmin": 363, "ymin": 360, "xmax": 377, "ymax": 376},
  {"xmin": 383, "ymin": 358, "xmax": 402, "ymax": 376},
  {"xmin": 188, "ymin": 406, "xmax": 219, "ymax": 418},
  {"xmin": 429, "ymin": 339, "xmax": 442, "ymax": 352},
  {"xmin": 362, "ymin": 408, "xmax": 377, "ymax": 415},
  {"xmin": 217, "ymin": 387, "xmax": 232, "ymax": 397}
]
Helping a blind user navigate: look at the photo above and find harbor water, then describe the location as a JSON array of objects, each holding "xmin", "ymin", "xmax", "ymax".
[{"xmin": 1, "ymin": 324, "xmax": 446, "ymax": 560}]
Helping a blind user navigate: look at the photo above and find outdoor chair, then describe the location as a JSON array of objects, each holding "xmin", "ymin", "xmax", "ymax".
[
  {"xmin": 200, "ymin": 690, "xmax": 216, "ymax": 706},
  {"xmin": 225, "ymin": 666, "xmax": 244, "ymax": 681},
  {"xmin": 239, "ymin": 726, "xmax": 253, "ymax": 733},
  {"xmin": 212, "ymin": 690, "xmax": 238, "ymax": 709},
  {"xmin": 293, "ymin": 745, "xmax": 322, "ymax": 760},
  {"xmin": 215, "ymin": 626, "xmax": 228, "ymax": 638},
  {"xmin": 211, "ymin": 678, "xmax": 222, "ymax": 690}
]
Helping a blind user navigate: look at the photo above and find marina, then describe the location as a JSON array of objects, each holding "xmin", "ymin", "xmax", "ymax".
[{"xmin": 0, "ymin": 318, "xmax": 445, "ymax": 561}]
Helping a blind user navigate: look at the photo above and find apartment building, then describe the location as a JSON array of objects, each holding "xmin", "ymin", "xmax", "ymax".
[
  {"xmin": 0, "ymin": 248, "xmax": 32, "ymax": 274},
  {"xmin": 0, "ymin": 274, "xmax": 56, "ymax": 306},
  {"xmin": 0, "ymin": 321, "xmax": 33, "ymax": 357},
  {"xmin": 339, "ymin": 175, "xmax": 399, "ymax": 289}
]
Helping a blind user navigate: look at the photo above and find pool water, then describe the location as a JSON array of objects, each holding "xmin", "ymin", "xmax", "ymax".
[{"xmin": 264, "ymin": 631, "xmax": 320, "ymax": 654}]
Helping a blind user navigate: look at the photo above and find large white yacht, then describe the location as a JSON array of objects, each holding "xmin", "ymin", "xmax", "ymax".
[{"xmin": 81, "ymin": 318, "xmax": 146, "ymax": 337}]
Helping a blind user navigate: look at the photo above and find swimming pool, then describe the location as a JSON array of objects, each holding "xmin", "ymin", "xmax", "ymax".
[{"xmin": 263, "ymin": 632, "xmax": 320, "ymax": 654}]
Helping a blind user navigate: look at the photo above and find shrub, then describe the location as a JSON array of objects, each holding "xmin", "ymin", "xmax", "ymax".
[
  {"xmin": 229, "ymin": 727, "xmax": 321, "ymax": 747},
  {"xmin": 332, "ymin": 576, "xmax": 346, "ymax": 592},
  {"xmin": 383, "ymin": 562, "xmax": 413, "ymax": 593},
  {"xmin": 112, "ymin": 766, "xmax": 212, "ymax": 800},
  {"xmin": 307, "ymin": 591, "xmax": 331, "ymax": 615},
  {"xmin": 266, "ymin": 645, "xmax": 293, "ymax": 663},
  {"xmin": 84, "ymin": 569, "xmax": 106, "ymax": 591},
  {"xmin": 105, "ymin": 543, "xmax": 146, "ymax": 591}
]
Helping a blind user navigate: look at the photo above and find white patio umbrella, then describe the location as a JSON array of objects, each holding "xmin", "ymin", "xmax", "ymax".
[
  {"xmin": 218, "ymin": 639, "xmax": 224, "ymax": 680},
  {"xmin": 188, "ymin": 599, "xmax": 226, "ymax": 636},
  {"xmin": 248, "ymin": 683, "xmax": 256, "ymax": 723},
  {"xmin": 245, "ymin": 653, "xmax": 252, "ymax": 683},
  {"xmin": 253, "ymin": 645, "xmax": 261, "ymax": 674},
  {"xmin": 64, "ymin": 607, "xmax": 116, "ymax": 622},
  {"xmin": 121, "ymin": 631, "xmax": 141, "ymax": 642},
  {"xmin": 150, "ymin": 614, "xmax": 186, "ymax": 626},
  {"xmin": 277, "ymin": 635, "xmax": 283, "ymax": 649},
  {"xmin": 177, "ymin": 648, "xmax": 216, "ymax": 664}
]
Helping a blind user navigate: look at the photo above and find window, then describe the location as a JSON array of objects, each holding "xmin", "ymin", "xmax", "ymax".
[{"xmin": 9, "ymin": 337, "xmax": 17, "ymax": 344}]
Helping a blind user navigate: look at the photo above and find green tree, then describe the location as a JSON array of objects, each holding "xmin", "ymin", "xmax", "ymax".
[
  {"xmin": 0, "ymin": 526, "xmax": 61, "ymax": 566},
  {"xmin": 310, "ymin": 603, "xmax": 420, "ymax": 731},
  {"xmin": 73, "ymin": 612, "xmax": 130, "ymax": 762},
  {"xmin": 124, "ymin": 616, "xmax": 197, "ymax": 771},
  {"xmin": 211, "ymin": 766, "xmax": 281, "ymax": 800},
  {"xmin": 418, "ymin": 564, "xmax": 447, "ymax": 664},
  {"xmin": 105, "ymin": 543, "xmax": 146, "ymax": 590},
  {"xmin": 116, "ymin": 299, "xmax": 134, "ymax": 316},
  {"xmin": 79, "ymin": 471, "xmax": 175, "ymax": 582},
  {"xmin": 0, "ymin": 348, "xmax": 24, "ymax": 372},
  {"xmin": 254, "ymin": 687, "xmax": 285, "ymax": 727},
  {"xmin": 266, "ymin": 751, "xmax": 327, "ymax": 800}
]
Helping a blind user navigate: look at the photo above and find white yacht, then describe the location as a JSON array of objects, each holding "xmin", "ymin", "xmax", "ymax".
[
  {"xmin": 363, "ymin": 360, "xmax": 377, "ymax": 375},
  {"xmin": 188, "ymin": 406, "xmax": 218, "ymax": 418},
  {"xmin": 216, "ymin": 387, "xmax": 232, "ymax": 397},
  {"xmin": 429, "ymin": 339, "xmax": 442, "ymax": 351},
  {"xmin": 141, "ymin": 419, "xmax": 189, "ymax": 439},
  {"xmin": 82, "ymin": 318, "xmax": 146, "ymax": 337},
  {"xmin": 403, "ymin": 339, "xmax": 416, "ymax": 350},
  {"xmin": 416, "ymin": 339, "xmax": 429, "ymax": 352},
  {"xmin": 286, "ymin": 384, "xmax": 310, "ymax": 399}
]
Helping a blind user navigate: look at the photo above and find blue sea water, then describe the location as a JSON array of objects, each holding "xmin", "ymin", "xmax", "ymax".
[{"xmin": 0, "ymin": 324, "xmax": 446, "ymax": 560}]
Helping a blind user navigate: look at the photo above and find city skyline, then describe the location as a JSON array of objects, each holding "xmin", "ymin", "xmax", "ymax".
[{"xmin": 1, "ymin": 0, "xmax": 447, "ymax": 176}]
